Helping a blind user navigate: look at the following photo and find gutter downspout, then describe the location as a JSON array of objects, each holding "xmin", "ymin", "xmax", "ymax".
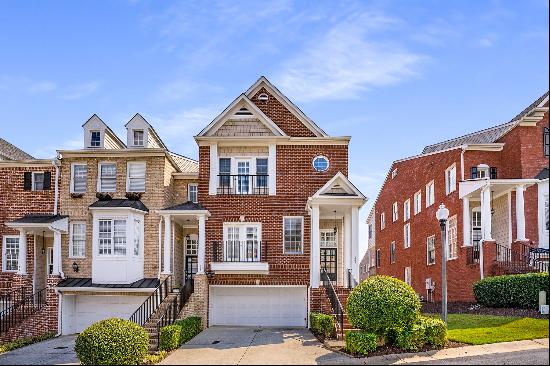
[
  {"xmin": 158, "ymin": 217, "xmax": 163, "ymax": 278},
  {"xmin": 460, "ymin": 145, "xmax": 466, "ymax": 181},
  {"xmin": 52, "ymin": 159, "xmax": 60, "ymax": 215}
]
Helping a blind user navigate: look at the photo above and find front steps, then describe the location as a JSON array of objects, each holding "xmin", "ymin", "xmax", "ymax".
[{"xmin": 142, "ymin": 291, "xmax": 179, "ymax": 351}]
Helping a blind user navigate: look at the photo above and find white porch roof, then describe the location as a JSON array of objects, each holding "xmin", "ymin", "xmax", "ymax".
[{"xmin": 459, "ymin": 178, "xmax": 540, "ymax": 199}]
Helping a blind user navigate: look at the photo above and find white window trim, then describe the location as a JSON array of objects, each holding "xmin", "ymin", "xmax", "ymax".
[
  {"xmin": 188, "ymin": 183, "xmax": 198, "ymax": 203},
  {"xmin": 97, "ymin": 216, "xmax": 128, "ymax": 257},
  {"xmin": 404, "ymin": 199, "xmax": 410, "ymax": 222},
  {"xmin": 391, "ymin": 168, "xmax": 398, "ymax": 179},
  {"xmin": 404, "ymin": 223, "xmax": 411, "ymax": 249},
  {"xmin": 380, "ymin": 212, "xmax": 386, "ymax": 230},
  {"xmin": 97, "ymin": 162, "xmax": 117, "ymax": 193},
  {"xmin": 426, "ymin": 180, "xmax": 435, "ymax": 208},
  {"xmin": 445, "ymin": 164, "xmax": 457, "ymax": 195},
  {"xmin": 392, "ymin": 202, "xmax": 399, "ymax": 222},
  {"xmin": 90, "ymin": 130, "xmax": 101, "ymax": 148},
  {"xmin": 133, "ymin": 130, "xmax": 145, "ymax": 147},
  {"xmin": 390, "ymin": 241, "xmax": 396, "ymax": 264},
  {"xmin": 426, "ymin": 235, "xmax": 436, "ymax": 266},
  {"xmin": 447, "ymin": 215, "xmax": 458, "ymax": 260},
  {"xmin": 70, "ymin": 163, "xmax": 87, "ymax": 194},
  {"xmin": 414, "ymin": 190, "xmax": 422, "ymax": 215},
  {"xmin": 283, "ymin": 216, "xmax": 304, "ymax": 254},
  {"xmin": 126, "ymin": 161, "xmax": 146, "ymax": 193},
  {"xmin": 320, "ymin": 229, "xmax": 338, "ymax": 248},
  {"xmin": 312, "ymin": 155, "xmax": 330, "ymax": 172},
  {"xmin": 404, "ymin": 266, "xmax": 412, "ymax": 286},
  {"xmin": 2, "ymin": 235, "xmax": 19, "ymax": 272},
  {"xmin": 69, "ymin": 222, "xmax": 87, "ymax": 259},
  {"xmin": 31, "ymin": 171, "xmax": 45, "ymax": 191}
]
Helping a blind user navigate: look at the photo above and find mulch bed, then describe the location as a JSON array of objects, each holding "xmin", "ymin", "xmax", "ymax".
[
  {"xmin": 421, "ymin": 302, "xmax": 549, "ymax": 319},
  {"xmin": 330, "ymin": 341, "xmax": 465, "ymax": 358}
]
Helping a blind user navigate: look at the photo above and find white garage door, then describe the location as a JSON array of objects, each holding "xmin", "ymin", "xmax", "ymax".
[
  {"xmin": 209, "ymin": 286, "xmax": 307, "ymax": 327},
  {"xmin": 62, "ymin": 295, "xmax": 147, "ymax": 334}
]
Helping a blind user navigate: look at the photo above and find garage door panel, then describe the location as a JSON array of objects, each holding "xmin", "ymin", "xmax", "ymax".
[{"xmin": 209, "ymin": 286, "xmax": 307, "ymax": 327}]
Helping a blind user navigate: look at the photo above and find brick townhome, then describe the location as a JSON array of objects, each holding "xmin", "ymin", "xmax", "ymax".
[
  {"xmin": 1, "ymin": 77, "xmax": 366, "ymax": 344},
  {"xmin": 369, "ymin": 92, "xmax": 549, "ymax": 302}
]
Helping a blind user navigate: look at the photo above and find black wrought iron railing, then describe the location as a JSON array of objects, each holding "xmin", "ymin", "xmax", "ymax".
[
  {"xmin": 0, "ymin": 288, "xmax": 47, "ymax": 334},
  {"xmin": 496, "ymin": 243, "xmax": 549, "ymax": 273},
  {"xmin": 466, "ymin": 243, "xmax": 480, "ymax": 265},
  {"xmin": 321, "ymin": 269, "xmax": 344, "ymax": 339},
  {"xmin": 213, "ymin": 241, "xmax": 267, "ymax": 262},
  {"xmin": 217, "ymin": 174, "xmax": 269, "ymax": 195},
  {"xmin": 129, "ymin": 276, "xmax": 172, "ymax": 327},
  {"xmin": 0, "ymin": 287, "xmax": 28, "ymax": 313},
  {"xmin": 155, "ymin": 278, "xmax": 194, "ymax": 349}
]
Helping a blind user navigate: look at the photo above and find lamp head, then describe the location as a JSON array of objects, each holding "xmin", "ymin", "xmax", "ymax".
[{"xmin": 436, "ymin": 203, "xmax": 450, "ymax": 222}]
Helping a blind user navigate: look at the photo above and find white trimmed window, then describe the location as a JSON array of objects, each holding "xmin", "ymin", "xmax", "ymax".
[
  {"xmin": 404, "ymin": 199, "xmax": 410, "ymax": 222},
  {"xmin": 186, "ymin": 234, "xmax": 198, "ymax": 255},
  {"xmin": 404, "ymin": 266, "xmax": 412, "ymax": 286},
  {"xmin": 445, "ymin": 164, "xmax": 457, "ymax": 195},
  {"xmin": 391, "ymin": 169, "xmax": 398, "ymax": 179},
  {"xmin": 71, "ymin": 164, "xmax": 87, "ymax": 193},
  {"xmin": 2, "ymin": 236, "xmax": 19, "ymax": 272},
  {"xmin": 447, "ymin": 215, "xmax": 458, "ymax": 260},
  {"xmin": 127, "ymin": 162, "xmax": 146, "ymax": 192},
  {"xmin": 283, "ymin": 217, "xmax": 303, "ymax": 254},
  {"xmin": 392, "ymin": 202, "xmax": 399, "ymax": 222},
  {"xmin": 90, "ymin": 131, "xmax": 101, "ymax": 147},
  {"xmin": 133, "ymin": 130, "xmax": 144, "ymax": 147},
  {"xmin": 98, "ymin": 219, "xmax": 126, "ymax": 256},
  {"xmin": 33, "ymin": 172, "xmax": 45, "ymax": 191},
  {"xmin": 320, "ymin": 230, "xmax": 337, "ymax": 247},
  {"xmin": 70, "ymin": 222, "xmax": 86, "ymax": 258},
  {"xmin": 426, "ymin": 181, "xmax": 435, "ymax": 207},
  {"xmin": 380, "ymin": 212, "xmax": 386, "ymax": 230},
  {"xmin": 414, "ymin": 191, "xmax": 422, "ymax": 215},
  {"xmin": 188, "ymin": 184, "xmax": 198, "ymax": 203},
  {"xmin": 98, "ymin": 163, "xmax": 116, "ymax": 192},
  {"xmin": 427, "ymin": 235, "xmax": 436, "ymax": 265},
  {"xmin": 133, "ymin": 218, "xmax": 141, "ymax": 256},
  {"xmin": 404, "ymin": 223, "xmax": 411, "ymax": 249},
  {"xmin": 390, "ymin": 241, "xmax": 396, "ymax": 264}
]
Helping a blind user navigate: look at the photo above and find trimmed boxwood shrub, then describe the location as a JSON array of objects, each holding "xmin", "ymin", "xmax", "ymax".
[
  {"xmin": 421, "ymin": 316, "xmax": 447, "ymax": 348},
  {"xmin": 310, "ymin": 313, "xmax": 335, "ymax": 340},
  {"xmin": 392, "ymin": 316, "xmax": 447, "ymax": 351},
  {"xmin": 344, "ymin": 331, "xmax": 377, "ymax": 356},
  {"xmin": 175, "ymin": 316, "xmax": 202, "ymax": 344},
  {"xmin": 473, "ymin": 272, "xmax": 549, "ymax": 309},
  {"xmin": 75, "ymin": 318, "xmax": 148, "ymax": 365},
  {"xmin": 159, "ymin": 324, "xmax": 182, "ymax": 351},
  {"xmin": 347, "ymin": 276, "xmax": 421, "ymax": 335}
]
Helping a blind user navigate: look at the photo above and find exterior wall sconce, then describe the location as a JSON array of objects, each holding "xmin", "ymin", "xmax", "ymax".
[{"xmin": 72, "ymin": 261, "xmax": 79, "ymax": 273}]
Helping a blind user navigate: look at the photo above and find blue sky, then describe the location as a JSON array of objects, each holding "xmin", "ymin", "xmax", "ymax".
[{"xmin": 1, "ymin": 0, "xmax": 548, "ymax": 254}]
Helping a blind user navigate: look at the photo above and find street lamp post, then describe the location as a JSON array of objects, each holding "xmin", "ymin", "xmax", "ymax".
[{"xmin": 436, "ymin": 203, "xmax": 450, "ymax": 324}]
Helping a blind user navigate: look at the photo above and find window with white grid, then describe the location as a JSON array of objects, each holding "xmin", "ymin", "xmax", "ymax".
[
  {"xmin": 414, "ymin": 191, "xmax": 422, "ymax": 215},
  {"xmin": 404, "ymin": 223, "xmax": 411, "ymax": 248},
  {"xmin": 390, "ymin": 241, "xmax": 396, "ymax": 264},
  {"xmin": 445, "ymin": 165, "xmax": 457, "ymax": 195},
  {"xmin": 70, "ymin": 222, "xmax": 86, "ymax": 258},
  {"xmin": 186, "ymin": 235, "xmax": 198, "ymax": 255},
  {"xmin": 380, "ymin": 212, "xmax": 386, "ymax": 230},
  {"xmin": 447, "ymin": 215, "xmax": 458, "ymax": 260},
  {"xmin": 98, "ymin": 220, "xmax": 112, "ymax": 255},
  {"xmin": 404, "ymin": 199, "xmax": 410, "ymax": 221},
  {"xmin": 2, "ymin": 236, "xmax": 19, "ymax": 272},
  {"xmin": 392, "ymin": 202, "xmax": 398, "ymax": 222},
  {"xmin": 404, "ymin": 267, "xmax": 412, "ymax": 286},
  {"xmin": 72, "ymin": 164, "xmax": 87, "ymax": 193},
  {"xmin": 284, "ymin": 217, "xmax": 303, "ymax": 254},
  {"xmin": 113, "ymin": 220, "xmax": 127, "ymax": 255},
  {"xmin": 188, "ymin": 184, "xmax": 198, "ymax": 203},
  {"xmin": 99, "ymin": 163, "xmax": 116, "ymax": 192},
  {"xmin": 427, "ymin": 235, "xmax": 436, "ymax": 265},
  {"xmin": 426, "ymin": 181, "xmax": 435, "ymax": 207},
  {"xmin": 133, "ymin": 130, "xmax": 144, "ymax": 146},
  {"xmin": 320, "ymin": 230, "xmax": 337, "ymax": 247},
  {"xmin": 127, "ymin": 162, "xmax": 146, "ymax": 192},
  {"xmin": 98, "ymin": 219, "xmax": 127, "ymax": 256}
]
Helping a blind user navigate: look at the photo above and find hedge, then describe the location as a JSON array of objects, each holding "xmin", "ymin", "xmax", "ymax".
[
  {"xmin": 344, "ymin": 331, "xmax": 377, "ymax": 356},
  {"xmin": 391, "ymin": 316, "xmax": 447, "ymax": 351},
  {"xmin": 347, "ymin": 276, "xmax": 421, "ymax": 335},
  {"xmin": 75, "ymin": 318, "xmax": 149, "ymax": 365},
  {"xmin": 159, "ymin": 316, "xmax": 203, "ymax": 351},
  {"xmin": 473, "ymin": 272, "xmax": 549, "ymax": 309},
  {"xmin": 310, "ymin": 313, "xmax": 335, "ymax": 340},
  {"xmin": 175, "ymin": 316, "xmax": 202, "ymax": 344}
]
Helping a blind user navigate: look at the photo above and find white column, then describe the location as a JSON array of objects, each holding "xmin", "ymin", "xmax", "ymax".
[
  {"xmin": 310, "ymin": 205, "xmax": 320, "ymax": 288},
  {"xmin": 351, "ymin": 206, "xmax": 360, "ymax": 283},
  {"xmin": 209, "ymin": 143, "xmax": 218, "ymax": 195},
  {"xmin": 515, "ymin": 185, "xmax": 527, "ymax": 241},
  {"xmin": 343, "ymin": 210, "xmax": 352, "ymax": 287},
  {"xmin": 52, "ymin": 230, "xmax": 62, "ymax": 276},
  {"xmin": 480, "ymin": 186, "xmax": 493, "ymax": 241},
  {"xmin": 463, "ymin": 197, "xmax": 471, "ymax": 246},
  {"xmin": 17, "ymin": 229, "xmax": 27, "ymax": 275},
  {"xmin": 197, "ymin": 214, "xmax": 206, "ymax": 274},
  {"xmin": 162, "ymin": 215, "xmax": 172, "ymax": 274},
  {"xmin": 268, "ymin": 144, "xmax": 276, "ymax": 195}
]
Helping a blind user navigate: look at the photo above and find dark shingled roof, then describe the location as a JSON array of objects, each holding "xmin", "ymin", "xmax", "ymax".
[
  {"xmin": 89, "ymin": 199, "xmax": 149, "ymax": 212},
  {"xmin": 535, "ymin": 168, "xmax": 549, "ymax": 180},
  {"xmin": 422, "ymin": 91, "xmax": 549, "ymax": 154},
  {"xmin": 57, "ymin": 277, "xmax": 160, "ymax": 289},
  {"xmin": 0, "ymin": 138, "xmax": 34, "ymax": 160},
  {"xmin": 10, "ymin": 214, "xmax": 68, "ymax": 224},
  {"xmin": 162, "ymin": 201, "xmax": 207, "ymax": 211}
]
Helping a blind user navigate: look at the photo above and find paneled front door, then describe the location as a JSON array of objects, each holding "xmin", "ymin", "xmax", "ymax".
[
  {"xmin": 320, "ymin": 248, "xmax": 337, "ymax": 282},
  {"xmin": 185, "ymin": 256, "xmax": 198, "ymax": 281}
]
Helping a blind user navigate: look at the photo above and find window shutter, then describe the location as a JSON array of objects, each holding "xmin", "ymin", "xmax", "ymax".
[
  {"xmin": 43, "ymin": 171, "xmax": 52, "ymax": 190},
  {"xmin": 470, "ymin": 167, "xmax": 478, "ymax": 179},
  {"xmin": 23, "ymin": 172, "xmax": 32, "ymax": 190},
  {"xmin": 490, "ymin": 167, "xmax": 498, "ymax": 180}
]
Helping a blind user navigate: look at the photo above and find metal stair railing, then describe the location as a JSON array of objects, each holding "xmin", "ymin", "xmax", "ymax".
[
  {"xmin": 129, "ymin": 276, "xmax": 172, "ymax": 326},
  {"xmin": 322, "ymin": 269, "xmax": 344, "ymax": 339},
  {"xmin": 0, "ymin": 288, "xmax": 47, "ymax": 334}
]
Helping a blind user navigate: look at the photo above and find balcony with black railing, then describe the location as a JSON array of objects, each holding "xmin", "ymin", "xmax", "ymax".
[
  {"xmin": 217, "ymin": 174, "xmax": 269, "ymax": 195},
  {"xmin": 211, "ymin": 240, "xmax": 269, "ymax": 274}
]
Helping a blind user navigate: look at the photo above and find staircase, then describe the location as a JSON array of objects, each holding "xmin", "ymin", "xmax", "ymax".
[
  {"xmin": 321, "ymin": 270, "xmax": 356, "ymax": 340},
  {"xmin": 129, "ymin": 276, "xmax": 194, "ymax": 351},
  {"xmin": 0, "ymin": 288, "xmax": 47, "ymax": 336}
]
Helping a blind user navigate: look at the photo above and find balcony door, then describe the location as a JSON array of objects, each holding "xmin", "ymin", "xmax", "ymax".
[
  {"xmin": 236, "ymin": 160, "xmax": 251, "ymax": 194},
  {"xmin": 224, "ymin": 224, "xmax": 261, "ymax": 262}
]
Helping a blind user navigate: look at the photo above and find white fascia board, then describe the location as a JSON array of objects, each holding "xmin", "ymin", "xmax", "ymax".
[
  {"xmin": 172, "ymin": 172, "xmax": 199, "ymax": 179},
  {"xmin": 0, "ymin": 159, "xmax": 54, "ymax": 167},
  {"xmin": 156, "ymin": 210, "xmax": 211, "ymax": 216}
]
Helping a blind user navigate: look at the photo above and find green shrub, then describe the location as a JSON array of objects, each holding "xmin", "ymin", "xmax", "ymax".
[
  {"xmin": 390, "ymin": 316, "xmax": 447, "ymax": 351},
  {"xmin": 344, "ymin": 331, "xmax": 377, "ymax": 356},
  {"xmin": 347, "ymin": 275, "xmax": 421, "ymax": 335},
  {"xmin": 473, "ymin": 272, "xmax": 549, "ymax": 309},
  {"xmin": 75, "ymin": 318, "xmax": 148, "ymax": 365},
  {"xmin": 175, "ymin": 316, "xmax": 202, "ymax": 344},
  {"xmin": 310, "ymin": 313, "xmax": 335, "ymax": 340},
  {"xmin": 393, "ymin": 324, "xmax": 426, "ymax": 351},
  {"xmin": 143, "ymin": 351, "xmax": 167, "ymax": 365},
  {"xmin": 420, "ymin": 316, "xmax": 447, "ymax": 348},
  {"xmin": 0, "ymin": 332, "xmax": 56, "ymax": 354},
  {"xmin": 159, "ymin": 324, "xmax": 181, "ymax": 351}
]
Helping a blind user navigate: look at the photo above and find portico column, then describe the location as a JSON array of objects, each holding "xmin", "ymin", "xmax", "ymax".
[
  {"xmin": 515, "ymin": 185, "xmax": 527, "ymax": 241},
  {"xmin": 343, "ymin": 210, "xmax": 352, "ymax": 287},
  {"xmin": 52, "ymin": 230, "xmax": 62, "ymax": 276},
  {"xmin": 351, "ymin": 206, "xmax": 360, "ymax": 283},
  {"xmin": 310, "ymin": 204, "xmax": 320, "ymax": 288},
  {"xmin": 463, "ymin": 197, "xmax": 471, "ymax": 246},
  {"xmin": 480, "ymin": 186, "xmax": 493, "ymax": 241},
  {"xmin": 197, "ymin": 214, "xmax": 206, "ymax": 274},
  {"xmin": 162, "ymin": 215, "xmax": 172, "ymax": 275},
  {"xmin": 17, "ymin": 229, "xmax": 27, "ymax": 275}
]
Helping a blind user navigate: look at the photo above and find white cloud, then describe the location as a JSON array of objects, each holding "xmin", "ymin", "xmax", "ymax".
[
  {"xmin": 32, "ymin": 135, "xmax": 82, "ymax": 159},
  {"xmin": 476, "ymin": 34, "xmax": 498, "ymax": 48},
  {"xmin": 61, "ymin": 81, "xmax": 101, "ymax": 100},
  {"xmin": 275, "ymin": 11, "xmax": 425, "ymax": 102},
  {"xmin": 28, "ymin": 81, "xmax": 58, "ymax": 93}
]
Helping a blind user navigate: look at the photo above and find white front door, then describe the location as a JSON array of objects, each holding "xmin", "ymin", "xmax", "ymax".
[
  {"xmin": 236, "ymin": 160, "xmax": 251, "ymax": 194},
  {"xmin": 209, "ymin": 286, "xmax": 307, "ymax": 327}
]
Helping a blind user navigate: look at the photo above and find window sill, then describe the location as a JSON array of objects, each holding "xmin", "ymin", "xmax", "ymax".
[{"xmin": 211, "ymin": 262, "xmax": 269, "ymax": 274}]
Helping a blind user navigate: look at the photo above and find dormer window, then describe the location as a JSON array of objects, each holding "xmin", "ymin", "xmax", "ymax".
[
  {"xmin": 90, "ymin": 131, "xmax": 101, "ymax": 147},
  {"xmin": 471, "ymin": 164, "xmax": 497, "ymax": 179},
  {"xmin": 133, "ymin": 130, "xmax": 144, "ymax": 147}
]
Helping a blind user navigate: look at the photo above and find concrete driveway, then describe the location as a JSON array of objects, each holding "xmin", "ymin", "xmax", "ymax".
[
  {"xmin": 0, "ymin": 335, "xmax": 78, "ymax": 365},
  {"xmin": 159, "ymin": 326, "xmax": 355, "ymax": 365}
]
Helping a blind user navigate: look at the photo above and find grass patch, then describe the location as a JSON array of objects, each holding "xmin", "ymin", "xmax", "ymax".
[{"xmin": 427, "ymin": 314, "xmax": 549, "ymax": 345}]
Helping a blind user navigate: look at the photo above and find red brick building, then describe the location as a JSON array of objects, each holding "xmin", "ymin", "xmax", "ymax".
[{"xmin": 369, "ymin": 92, "xmax": 549, "ymax": 302}]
